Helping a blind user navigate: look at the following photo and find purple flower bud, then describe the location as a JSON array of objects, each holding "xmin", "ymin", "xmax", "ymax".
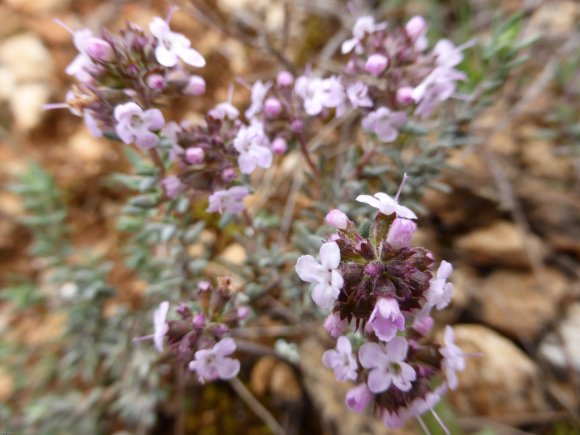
[
  {"xmin": 237, "ymin": 306, "xmax": 250, "ymax": 320},
  {"xmin": 212, "ymin": 323, "xmax": 229, "ymax": 338},
  {"xmin": 86, "ymin": 37, "xmax": 114, "ymax": 62},
  {"xmin": 396, "ymin": 86, "xmax": 414, "ymax": 106},
  {"xmin": 198, "ymin": 280, "xmax": 211, "ymax": 292},
  {"xmin": 324, "ymin": 312, "xmax": 348, "ymax": 337},
  {"xmin": 176, "ymin": 303, "xmax": 192, "ymax": 318},
  {"xmin": 271, "ymin": 137, "xmax": 287, "ymax": 155},
  {"xmin": 277, "ymin": 70, "xmax": 294, "ymax": 87},
  {"xmin": 264, "ymin": 97, "xmax": 282, "ymax": 118},
  {"xmin": 221, "ymin": 167, "xmax": 236, "ymax": 182},
  {"xmin": 364, "ymin": 262, "xmax": 382, "ymax": 276},
  {"xmin": 325, "ymin": 209, "xmax": 349, "ymax": 230},
  {"xmin": 412, "ymin": 315, "xmax": 434, "ymax": 335},
  {"xmin": 185, "ymin": 147, "xmax": 205, "ymax": 164},
  {"xmin": 365, "ymin": 54, "xmax": 388, "ymax": 76},
  {"xmin": 184, "ymin": 75, "xmax": 206, "ymax": 96},
  {"xmin": 192, "ymin": 313, "xmax": 206, "ymax": 329},
  {"xmin": 147, "ymin": 74, "xmax": 166, "ymax": 90},
  {"xmin": 291, "ymin": 119, "xmax": 303, "ymax": 133},
  {"xmin": 386, "ymin": 218, "xmax": 417, "ymax": 249},
  {"xmin": 406, "ymin": 16, "xmax": 427, "ymax": 39},
  {"xmin": 345, "ymin": 384, "xmax": 373, "ymax": 413}
]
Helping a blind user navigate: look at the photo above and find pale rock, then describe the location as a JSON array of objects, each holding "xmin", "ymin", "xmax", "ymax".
[
  {"xmin": 525, "ymin": 1, "xmax": 579, "ymax": 40},
  {"xmin": 521, "ymin": 138, "xmax": 573, "ymax": 179},
  {"xmin": 448, "ymin": 325, "xmax": 549, "ymax": 416},
  {"xmin": 0, "ymin": 33, "xmax": 54, "ymax": 82},
  {"xmin": 0, "ymin": 368, "xmax": 13, "ymax": 401},
  {"xmin": 220, "ymin": 243, "xmax": 247, "ymax": 265},
  {"xmin": 539, "ymin": 302, "xmax": 580, "ymax": 375},
  {"xmin": 10, "ymin": 83, "xmax": 51, "ymax": 132},
  {"xmin": 455, "ymin": 220, "xmax": 545, "ymax": 268},
  {"xmin": 474, "ymin": 268, "xmax": 568, "ymax": 340},
  {"xmin": 5, "ymin": 0, "xmax": 70, "ymax": 14}
]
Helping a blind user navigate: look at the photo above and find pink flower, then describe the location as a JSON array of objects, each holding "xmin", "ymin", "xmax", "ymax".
[
  {"xmin": 346, "ymin": 82, "xmax": 373, "ymax": 108},
  {"xmin": 86, "ymin": 37, "xmax": 114, "ymax": 62},
  {"xmin": 263, "ymin": 97, "xmax": 282, "ymax": 118},
  {"xmin": 210, "ymin": 102, "xmax": 239, "ymax": 121},
  {"xmin": 396, "ymin": 86, "xmax": 414, "ymax": 106},
  {"xmin": 341, "ymin": 16, "xmax": 388, "ymax": 54},
  {"xmin": 114, "ymin": 102, "xmax": 164, "ymax": 149},
  {"xmin": 271, "ymin": 137, "xmax": 287, "ymax": 155},
  {"xmin": 245, "ymin": 81, "xmax": 272, "ymax": 119},
  {"xmin": 295, "ymin": 241, "xmax": 343, "ymax": 309},
  {"xmin": 295, "ymin": 76, "xmax": 344, "ymax": 116},
  {"xmin": 233, "ymin": 123, "xmax": 273, "ymax": 174},
  {"xmin": 325, "ymin": 209, "xmax": 349, "ymax": 230},
  {"xmin": 419, "ymin": 260, "xmax": 454, "ymax": 319},
  {"xmin": 323, "ymin": 312, "xmax": 348, "ymax": 337},
  {"xmin": 386, "ymin": 218, "xmax": 417, "ymax": 249},
  {"xmin": 207, "ymin": 186, "xmax": 249, "ymax": 214},
  {"xmin": 189, "ymin": 338, "xmax": 241, "ymax": 382},
  {"xmin": 322, "ymin": 336, "xmax": 358, "ymax": 382},
  {"xmin": 359, "ymin": 336, "xmax": 416, "ymax": 393},
  {"xmin": 361, "ymin": 107, "xmax": 406, "ymax": 142},
  {"xmin": 368, "ymin": 297, "xmax": 405, "ymax": 342},
  {"xmin": 440, "ymin": 326, "xmax": 465, "ymax": 390},
  {"xmin": 150, "ymin": 17, "xmax": 205, "ymax": 68},
  {"xmin": 345, "ymin": 384, "xmax": 373, "ymax": 413},
  {"xmin": 356, "ymin": 192, "xmax": 417, "ymax": 219},
  {"xmin": 65, "ymin": 29, "xmax": 96, "ymax": 82},
  {"xmin": 277, "ymin": 70, "xmax": 294, "ymax": 87}
]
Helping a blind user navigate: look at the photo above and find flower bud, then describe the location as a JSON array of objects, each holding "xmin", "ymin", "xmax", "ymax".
[
  {"xmin": 345, "ymin": 384, "xmax": 372, "ymax": 413},
  {"xmin": 237, "ymin": 306, "xmax": 250, "ymax": 321},
  {"xmin": 176, "ymin": 303, "xmax": 192, "ymax": 318},
  {"xmin": 271, "ymin": 137, "xmax": 287, "ymax": 155},
  {"xmin": 212, "ymin": 323, "xmax": 229, "ymax": 337},
  {"xmin": 192, "ymin": 313, "xmax": 206, "ymax": 329},
  {"xmin": 147, "ymin": 74, "xmax": 166, "ymax": 90},
  {"xmin": 364, "ymin": 262, "xmax": 382, "ymax": 276},
  {"xmin": 184, "ymin": 75, "xmax": 206, "ymax": 96},
  {"xmin": 412, "ymin": 315, "xmax": 434, "ymax": 335},
  {"xmin": 396, "ymin": 86, "xmax": 414, "ymax": 105},
  {"xmin": 185, "ymin": 147, "xmax": 205, "ymax": 164},
  {"xmin": 387, "ymin": 218, "xmax": 417, "ymax": 249},
  {"xmin": 198, "ymin": 280, "xmax": 211, "ymax": 292},
  {"xmin": 325, "ymin": 209, "xmax": 349, "ymax": 230},
  {"xmin": 277, "ymin": 70, "xmax": 294, "ymax": 87},
  {"xmin": 365, "ymin": 54, "xmax": 388, "ymax": 76},
  {"xmin": 264, "ymin": 97, "xmax": 282, "ymax": 118},
  {"xmin": 222, "ymin": 167, "xmax": 236, "ymax": 182},
  {"xmin": 291, "ymin": 119, "xmax": 303, "ymax": 133},
  {"xmin": 406, "ymin": 16, "xmax": 427, "ymax": 39},
  {"xmin": 86, "ymin": 37, "xmax": 114, "ymax": 62}
]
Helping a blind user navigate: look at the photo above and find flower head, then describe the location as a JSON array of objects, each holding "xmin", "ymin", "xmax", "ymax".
[
  {"xmin": 150, "ymin": 17, "xmax": 205, "ymax": 68},
  {"xmin": 207, "ymin": 186, "xmax": 249, "ymax": 214},
  {"xmin": 359, "ymin": 336, "xmax": 416, "ymax": 393},
  {"xmin": 295, "ymin": 241, "xmax": 343, "ymax": 309},
  {"xmin": 356, "ymin": 192, "xmax": 417, "ymax": 219},
  {"xmin": 322, "ymin": 336, "xmax": 358, "ymax": 382},
  {"xmin": 189, "ymin": 337, "xmax": 240, "ymax": 382},
  {"xmin": 114, "ymin": 102, "xmax": 165, "ymax": 149}
]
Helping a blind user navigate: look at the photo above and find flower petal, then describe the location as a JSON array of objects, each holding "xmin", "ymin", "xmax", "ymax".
[
  {"xmin": 295, "ymin": 255, "xmax": 323, "ymax": 283},
  {"xmin": 217, "ymin": 357, "xmax": 240, "ymax": 379},
  {"xmin": 319, "ymin": 241, "xmax": 341, "ymax": 269},
  {"xmin": 386, "ymin": 336, "xmax": 408, "ymax": 362},
  {"xmin": 155, "ymin": 45, "xmax": 178, "ymax": 67},
  {"xmin": 358, "ymin": 342, "xmax": 384, "ymax": 369},
  {"xmin": 214, "ymin": 337, "xmax": 236, "ymax": 357},
  {"xmin": 368, "ymin": 367, "xmax": 391, "ymax": 393},
  {"xmin": 178, "ymin": 47, "xmax": 206, "ymax": 68}
]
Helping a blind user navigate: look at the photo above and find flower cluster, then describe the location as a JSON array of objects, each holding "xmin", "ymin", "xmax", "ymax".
[
  {"xmin": 295, "ymin": 183, "xmax": 466, "ymax": 429},
  {"xmin": 134, "ymin": 277, "xmax": 249, "ymax": 383}
]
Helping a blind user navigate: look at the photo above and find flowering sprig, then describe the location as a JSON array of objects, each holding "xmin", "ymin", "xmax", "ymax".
[
  {"xmin": 295, "ymin": 181, "xmax": 466, "ymax": 430},
  {"xmin": 134, "ymin": 277, "xmax": 249, "ymax": 383}
]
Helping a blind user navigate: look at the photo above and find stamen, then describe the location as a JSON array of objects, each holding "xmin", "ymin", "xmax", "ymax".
[
  {"xmin": 417, "ymin": 416, "xmax": 431, "ymax": 435},
  {"xmin": 132, "ymin": 334, "xmax": 154, "ymax": 343},
  {"xmin": 431, "ymin": 409, "xmax": 450, "ymax": 435},
  {"xmin": 54, "ymin": 18, "xmax": 74, "ymax": 34},
  {"xmin": 165, "ymin": 5, "xmax": 180, "ymax": 24},
  {"xmin": 394, "ymin": 172, "xmax": 409, "ymax": 201},
  {"xmin": 43, "ymin": 102, "xmax": 69, "ymax": 111}
]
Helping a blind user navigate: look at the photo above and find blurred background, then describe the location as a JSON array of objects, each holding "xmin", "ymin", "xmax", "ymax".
[{"xmin": 0, "ymin": 0, "xmax": 579, "ymax": 434}]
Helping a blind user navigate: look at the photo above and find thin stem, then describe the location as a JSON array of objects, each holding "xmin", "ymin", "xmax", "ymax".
[
  {"xmin": 229, "ymin": 377, "xmax": 285, "ymax": 435},
  {"xmin": 148, "ymin": 148, "xmax": 166, "ymax": 178},
  {"xmin": 297, "ymin": 133, "xmax": 319, "ymax": 177}
]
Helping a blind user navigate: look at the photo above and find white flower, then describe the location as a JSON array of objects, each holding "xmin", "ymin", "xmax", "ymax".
[
  {"xmin": 440, "ymin": 326, "xmax": 465, "ymax": 390},
  {"xmin": 189, "ymin": 338, "xmax": 241, "ymax": 382},
  {"xmin": 245, "ymin": 80, "xmax": 272, "ymax": 119},
  {"xmin": 418, "ymin": 260, "xmax": 454, "ymax": 320},
  {"xmin": 153, "ymin": 301, "xmax": 170, "ymax": 352},
  {"xmin": 295, "ymin": 241, "xmax": 343, "ymax": 309},
  {"xmin": 150, "ymin": 17, "xmax": 205, "ymax": 68},
  {"xmin": 356, "ymin": 192, "xmax": 417, "ymax": 219},
  {"xmin": 233, "ymin": 122, "xmax": 273, "ymax": 174},
  {"xmin": 322, "ymin": 336, "xmax": 358, "ymax": 382},
  {"xmin": 341, "ymin": 16, "xmax": 388, "ymax": 54}
]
